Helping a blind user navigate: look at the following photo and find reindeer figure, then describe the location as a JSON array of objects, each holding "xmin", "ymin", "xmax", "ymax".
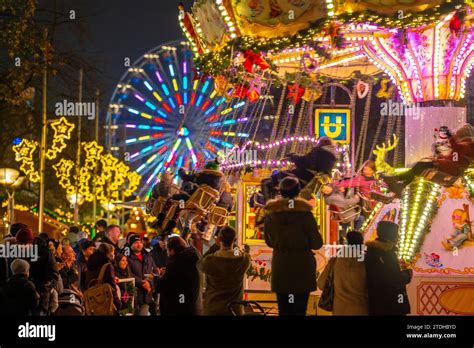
[{"xmin": 373, "ymin": 134, "xmax": 399, "ymax": 175}]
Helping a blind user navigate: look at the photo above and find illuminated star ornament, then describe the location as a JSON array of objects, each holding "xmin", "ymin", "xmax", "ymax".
[{"xmin": 13, "ymin": 139, "xmax": 39, "ymax": 182}]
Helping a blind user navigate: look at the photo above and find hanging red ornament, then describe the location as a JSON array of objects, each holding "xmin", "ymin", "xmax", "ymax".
[
  {"xmin": 247, "ymin": 90, "xmax": 260, "ymax": 102},
  {"xmin": 243, "ymin": 51, "xmax": 270, "ymax": 73},
  {"xmin": 234, "ymin": 84, "xmax": 249, "ymax": 99},
  {"xmin": 287, "ymin": 83, "xmax": 305, "ymax": 104}
]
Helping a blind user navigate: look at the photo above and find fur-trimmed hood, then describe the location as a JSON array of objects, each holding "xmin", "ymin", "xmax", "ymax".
[
  {"xmin": 365, "ymin": 239, "xmax": 395, "ymax": 252},
  {"xmin": 265, "ymin": 197, "xmax": 313, "ymax": 213}
]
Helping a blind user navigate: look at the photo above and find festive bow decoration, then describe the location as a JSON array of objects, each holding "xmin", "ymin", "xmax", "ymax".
[
  {"xmin": 287, "ymin": 83, "xmax": 306, "ymax": 104},
  {"xmin": 243, "ymin": 51, "xmax": 270, "ymax": 73},
  {"xmin": 322, "ymin": 22, "xmax": 344, "ymax": 48}
]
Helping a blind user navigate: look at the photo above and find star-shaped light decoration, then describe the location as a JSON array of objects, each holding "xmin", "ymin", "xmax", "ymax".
[
  {"xmin": 50, "ymin": 117, "xmax": 75, "ymax": 140},
  {"xmin": 13, "ymin": 139, "xmax": 37, "ymax": 161}
]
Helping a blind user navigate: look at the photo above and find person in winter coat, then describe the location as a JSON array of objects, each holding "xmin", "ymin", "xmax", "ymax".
[
  {"xmin": 77, "ymin": 240, "xmax": 95, "ymax": 291},
  {"xmin": 197, "ymin": 226, "xmax": 251, "ymax": 315},
  {"xmin": 366, "ymin": 221, "xmax": 413, "ymax": 315},
  {"xmin": 86, "ymin": 243, "xmax": 121, "ymax": 312},
  {"xmin": 127, "ymin": 235, "xmax": 157, "ymax": 316},
  {"xmin": 156, "ymin": 236, "xmax": 201, "ymax": 316},
  {"xmin": 115, "ymin": 253, "xmax": 133, "ymax": 310},
  {"xmin": 383, "ymin": 124, "xmax": 474, "ymax": 197},
  {"xmin": 93, "ymin": 219, "xmax": 107, "ymax": 242},
  {"xmin": 101, "ymin": 225, "xmax": 122, "ymax": 255},
  {"xmin": 216, "ymin": 182, "xmax": 234, "ymax": 212},
  {"xmin": 177, "ymin": 161, "xmax": 225, "ymax": 192},
  {"xmin": 261, "ymin": 137, "xmax": 337, "ymax": 202},
  {"xmin": 288, "ymin": 136, "xmax": 338, "ymax": 183},
  {"xmin": 0, "ymin": 259, "xmax": 39, "ymax": 316},
  {"xmin": 317, "ymin": 231, "xmax": 368, "ymax": 315},
  {"xmin": 334, "ymin": 160, "xmax": 380, "ymax": 198},
  {"xmin": 15, "ymin": 228, "xmax": 60, "ymax": 315},
  {"xmin": 57, "ymin": 245, "xmax": 81, "ymax": 292},
  {"xmin": 264, "ymin": 177, "xmax": 324, "ymax": 316},
  {"xmin": 150, "ymin": 235, "xmax": 168, "ymax": 271}
]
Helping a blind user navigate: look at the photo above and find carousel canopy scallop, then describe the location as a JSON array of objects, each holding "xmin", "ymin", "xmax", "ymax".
[
  {"xmin": 335, "ymin": 0, "xmax": 445, "ymax": 16},
  {"xmin": 228, "ymin": 0, "xmax": 326, "ymax": 38}
]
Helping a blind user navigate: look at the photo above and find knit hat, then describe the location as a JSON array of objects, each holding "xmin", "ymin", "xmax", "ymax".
[
  {"xmin": 376, "ymin": 221, "xmax": 399, "ymax": 243},
  {"xmin": 129, "ymin": 235, "xmax": 142, "ymax": 247},
  {"xmin": 205, "ymin": 161, "xmax": 219, "ymax": 171},
  {"xmin": 16, "ymin": 227, "xmax": 34, "ymax": 244},
  {"xmin": 11, "ymin": 259, "xmax": 30, "ymax": 275}
]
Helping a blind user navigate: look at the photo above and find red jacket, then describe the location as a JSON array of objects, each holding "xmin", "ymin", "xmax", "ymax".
[{"xmin": 434, "ymin": 136, "xmax": 474, "ymax": 176}]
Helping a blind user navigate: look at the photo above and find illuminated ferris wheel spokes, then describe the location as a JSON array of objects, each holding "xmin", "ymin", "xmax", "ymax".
[{"xmin": 108, "ymin": 41, "xmax": 251, "ymax": 196}]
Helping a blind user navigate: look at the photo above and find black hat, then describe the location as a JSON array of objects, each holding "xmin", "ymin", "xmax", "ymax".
[
  {"xmin": 376, "ymin": 221, "xmax": 399, "ymax": 243},
  {"xmin": 129, "ymin": 235, "xmax": 142, "ymax": 247},
  {"xmin": 279, "ymin": 177, "xmax": 301, "ymax": 199},
  {"xmin": 347, "ymin": 231, "xmax": 364, "ymax": 245}
]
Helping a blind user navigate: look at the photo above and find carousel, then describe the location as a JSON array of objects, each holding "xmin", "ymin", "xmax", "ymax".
[{"xmin": 141, "ymin": 0, "xmax": 474, "ymax": 315}]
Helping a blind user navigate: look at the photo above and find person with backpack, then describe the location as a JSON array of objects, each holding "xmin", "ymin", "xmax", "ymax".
[{"xmin": 85, "ymin": 243, "xmax": 121, "ymax": 314}]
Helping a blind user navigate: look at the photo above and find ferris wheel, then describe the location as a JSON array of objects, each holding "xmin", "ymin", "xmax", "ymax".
[{"xmin": 107, "ymin": 41, "xmax": 251, "ymax": 197}]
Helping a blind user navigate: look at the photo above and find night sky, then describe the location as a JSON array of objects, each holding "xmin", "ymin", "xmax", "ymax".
[{"xmin": 44, "ymin": 0, "xmax": 195, "ymax": 103}]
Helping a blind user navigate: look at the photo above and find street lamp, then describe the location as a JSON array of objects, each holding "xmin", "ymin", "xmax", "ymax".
[
  {"xmin": 66, "ymin": 192, "xmax": 85, "ymax": 224},
  {"xmin": 0, "ymin": 168, "xmax": 25, "ymax": 232}
]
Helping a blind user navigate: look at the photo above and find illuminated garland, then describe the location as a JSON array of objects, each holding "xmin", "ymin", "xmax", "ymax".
[
  {"xmin": 398, "ymin": 178, "xmax": 441, "ymax": 263},
  {"xmin": 12, "ymin": 117, "xmax": 75, "ymax": 182},
  {"xmin": 53, "ymin": 141, "xmax": 142, "ymax": 205},
  {"xmin": 193, "ymin": 1, "xmax": 465, "ymax": 76}
]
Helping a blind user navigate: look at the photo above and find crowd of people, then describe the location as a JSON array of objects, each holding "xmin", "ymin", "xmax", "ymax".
[
  {"xmin": 0, "ymin": 220, "xmax": 251, "ymax": 316},
  {"xmin": 3, "ymin": 123, "xmax": 468, "ymax": 317}
]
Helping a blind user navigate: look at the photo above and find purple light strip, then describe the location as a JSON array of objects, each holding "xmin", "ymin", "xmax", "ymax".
[
  {"xmin": 155, "ymin": 71, "xmax": 163, "ymax": 83},
  {"xmin": 183, "ymin": 61, "xmax": 187, "ymax": 74},
  {"xmin": 125, "ymin": 124, "xmax": 137, "ymax": 128},
  {"xmin": 134, "ymin": 94, "xmax": 145, "ymax": 102}
]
